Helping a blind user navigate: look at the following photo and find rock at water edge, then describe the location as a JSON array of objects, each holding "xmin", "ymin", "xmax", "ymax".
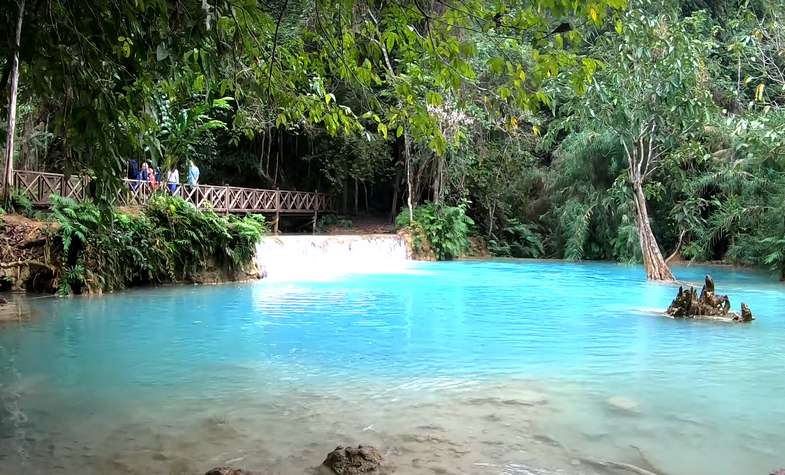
[{"xmin": 322, "ymin": 445, "xmax": 384, "ymax": 474}]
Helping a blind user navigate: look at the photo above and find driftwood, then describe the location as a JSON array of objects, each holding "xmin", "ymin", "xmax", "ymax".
[
  {"xmin": 666, "ymin": 275, "xmax": 754, "ymax": 322},
  {"xmin": 0, "ymin": 260, "xmax": 56, "ymax": 271}
]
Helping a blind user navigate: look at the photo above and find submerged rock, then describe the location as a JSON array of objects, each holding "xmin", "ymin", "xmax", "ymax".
[
  {"xmin": 665, "ymin": 275, "xmax": 754, "ymax": 322},
  {"xmin": 770, "ymin": 470, "xmax": 785, "ymax": 475},
  {"xmin": 204, "ymin": 468, "xmax": 256, "ymax": 475},
  {"xmin": 607, "ymin": 396, "xmax": 640, "ymax": 414},
  {"xmin": 322, "ymin": 445, "xmax": 384, "ymax": 474}
]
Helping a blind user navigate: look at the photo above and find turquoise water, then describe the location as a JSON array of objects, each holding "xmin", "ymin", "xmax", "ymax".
[{"xmin": 1, "ymin": 261, "xmax": 784, "ymax": 474}]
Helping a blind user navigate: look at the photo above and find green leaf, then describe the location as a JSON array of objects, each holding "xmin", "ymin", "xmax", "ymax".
[
  {"xmin": 156, "ymin": 43, "xmax": 169, "ymax": 61},
  {"xmin": 193, "ymin": 74, "xmax": 205, "ymax": 92},
  {"xmin": 385, "ymin": 32, "xmax": 395, "ymax": 52}
]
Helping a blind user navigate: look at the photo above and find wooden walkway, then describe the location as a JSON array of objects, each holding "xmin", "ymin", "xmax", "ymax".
[{"xmin": 11, "ymin": 170, "xmax": 335, "ymax": 216}]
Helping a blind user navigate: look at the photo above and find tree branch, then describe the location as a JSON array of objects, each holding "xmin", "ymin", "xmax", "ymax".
[{"xmin": 266, "ymin": 0, "xmax": 289, "ymax": 102}]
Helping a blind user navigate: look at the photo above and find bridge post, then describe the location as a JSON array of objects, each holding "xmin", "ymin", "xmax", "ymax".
[
  {"xmin": 273, "ymin": 187, "xmax": 280, "ymax": 234},
  {"xmin": 224, "ymin": 185, "xmax": 229, "ymax": 215},
  {"xmin": 312, "ymin": 189, "xmax": 318, "ymax": 234}
]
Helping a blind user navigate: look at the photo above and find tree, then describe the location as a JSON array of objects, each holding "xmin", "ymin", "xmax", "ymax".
[
  {"xmin": 1, "ymin": 0, "xmax": 625, "ymax": 207},
  {"xmin": 2, "ymin": 0, "xmax": 24, "ymax": 201},
  {"xmin": 579, "ymin": 8, "xmax": 715, "ymax": 280}
]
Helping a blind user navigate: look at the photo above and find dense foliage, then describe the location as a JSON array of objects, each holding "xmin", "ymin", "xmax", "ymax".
[
  {"xmin": 397, "ymin": 202, "xmax": 474, "ymax": 260},
  {"xmin": 51, "ymin": 195, "xmax": 266, "ymax": 294},
  {"xmin": 4, "ymin": 0, "xmax": 785, "ymax": 276}
]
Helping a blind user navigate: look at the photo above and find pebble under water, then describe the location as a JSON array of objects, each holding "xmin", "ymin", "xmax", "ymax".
[{"xmin": 0, "ymin": 260, "xmax": 784, "ymax": 474}]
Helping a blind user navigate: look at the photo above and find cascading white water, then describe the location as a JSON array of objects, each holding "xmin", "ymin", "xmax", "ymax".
[{"xmin": 255, "ymin": 234, "xmax": 411, "ymax": 280}]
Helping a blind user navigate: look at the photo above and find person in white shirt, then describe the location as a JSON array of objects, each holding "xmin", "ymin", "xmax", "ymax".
[{"xmin": 167, "ymin": 167, "xmax": 180, "ymax": 194}]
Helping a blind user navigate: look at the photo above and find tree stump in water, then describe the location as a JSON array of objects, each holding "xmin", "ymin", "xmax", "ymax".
[
  {"xmin": 666, "ymin": 275, "xmax": 754, "ymax": 322},
  {"xmin": 740, "ymin": 303, "xmax": 754, "ymax": 322}
]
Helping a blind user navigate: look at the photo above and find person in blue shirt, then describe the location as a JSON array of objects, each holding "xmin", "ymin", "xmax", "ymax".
[
  {"xmin": 187, "ymin": 160, "xmax": 200, "ymax": 187},
  {"xmin": 128, "ymin": 160, "xmax": 140, "ymax": 191}
]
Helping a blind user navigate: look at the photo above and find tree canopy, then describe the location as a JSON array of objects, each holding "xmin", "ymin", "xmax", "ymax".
[{"xmin": 4, "ymin": 0, "xmax": 785, "ymax": 278}]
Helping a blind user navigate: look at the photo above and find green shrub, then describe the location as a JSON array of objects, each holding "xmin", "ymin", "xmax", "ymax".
[
  {"xmin": 396, "ymin": 201, "xmax": 474, "ymax": 260},
  {"xmin": 7, "ymin": 190, "xmax": 34, "ymax": 217},
  {"xmin": 226, "ymin": 214, "xmax": 268, "ymax": 268},
  {"xmin": 316, "ymin": 214, "xmax": 352, "ymax": 232},
  {"xmin": 50, "ymin": 194, "xmax": 267, "ymax": 294},
  {"xmin": 488, "ymin": 219, "xmax": 544, "ymax": 258}
]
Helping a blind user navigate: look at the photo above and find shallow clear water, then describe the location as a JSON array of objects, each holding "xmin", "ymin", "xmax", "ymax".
[{"xmin": 1, "ymin": 261, "xmax": 784, "ymax": 474}]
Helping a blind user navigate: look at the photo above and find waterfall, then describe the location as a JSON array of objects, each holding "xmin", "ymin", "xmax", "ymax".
[{"xmin": 255, "ymin": 234, "xmax": 410, "ymax": 280}]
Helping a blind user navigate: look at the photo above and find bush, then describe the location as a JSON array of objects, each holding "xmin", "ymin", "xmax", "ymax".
[
  {"xmin": 316, "ymin": 214, "xmax": 352, "ymax": 233},
  {"xmin": 50, "ymin": 194, "xmax": 267, "ymax": 294},
  {"xmin": 7, "ymin": 190, "xmax": 34, "ymax": 217},
  {"xmin": 488, "ymin": 219, "xmax": 544, "ymax": 258},
  {"xmin": 396, "ymin": 201, "xmax": 474, "ymax": 260}
]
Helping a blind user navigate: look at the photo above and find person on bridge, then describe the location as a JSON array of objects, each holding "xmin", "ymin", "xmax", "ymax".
[
  {"xmin": 167, "ymin": 168, "xmax": 180, "ymax": 194},
  {"xmin": 128, "ymin": 160, "xmax": 140, "ymax": 191},
  {"xmin": 187, "ymin": 160, "xmax": 200, "ymax": 187},
  {"xmin": 148, "ymin": 167, "xmax": 158, "ymax": 190}
]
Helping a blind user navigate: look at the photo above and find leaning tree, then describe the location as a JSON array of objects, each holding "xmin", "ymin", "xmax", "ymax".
[{"xmin": 581, "ymin": 8, "xmax": 715, "ymax": 280}]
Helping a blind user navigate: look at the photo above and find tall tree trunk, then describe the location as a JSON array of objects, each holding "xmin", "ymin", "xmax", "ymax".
[
  {"xmin": 3, "ymin": 0, "xmax": 25, "ymax": 201},
  {"xmin": 403, "ymin": 128, "xmax": 414, "ymax": 224},
  {"xmin": 353, "ymin": 178, "xmax": 358, "ymax": 215},
  {"xmin": 341, "ymin": 179, "xmax": 348, "ymax": 214},
  {"xmin": 624, "ymin": 133, "xmax": 673, "ymax": 281},
  {"xmin": 389, "ymin": 167, "xmax": 401, "ymax": 223},
  {"xmin": 373, "ymin": 8, "xmax": 413, "ymax": 224},
  {"xmin": 433, "ymin": 152, "xmax": 443, "ymax": 205},
  {"xmin": 363, "ymin": 181, "xmax": 369, "ymax": 213}
]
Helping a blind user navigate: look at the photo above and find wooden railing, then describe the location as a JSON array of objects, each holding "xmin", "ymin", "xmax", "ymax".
[
  {"xmin": 11, "ymin": 170, "xmax": 335, "ymax": 215},
  {"xmin": 13, "ymin": 170, "xmax": 91, "ymax": 206}
]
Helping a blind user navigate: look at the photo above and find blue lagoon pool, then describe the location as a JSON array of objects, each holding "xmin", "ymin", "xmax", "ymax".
[{"xmin": 0, "ymin": 261, "xmax": 783, "ymax": 474}]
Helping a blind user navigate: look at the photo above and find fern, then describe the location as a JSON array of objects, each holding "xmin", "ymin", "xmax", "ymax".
[{"xmin": 49, "ymin": 194, "xmax": 266, "ymax": 295}]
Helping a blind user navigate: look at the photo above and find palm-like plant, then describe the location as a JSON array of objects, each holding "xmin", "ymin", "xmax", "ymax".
[{"xmin": 142, "ymin": 95, "xmax": 234, "ymax": 174}]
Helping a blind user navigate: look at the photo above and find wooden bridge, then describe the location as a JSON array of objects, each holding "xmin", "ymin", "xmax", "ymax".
[{"xmin": 10, "ymin": 170, "xmax": 335, "ymax": 228}]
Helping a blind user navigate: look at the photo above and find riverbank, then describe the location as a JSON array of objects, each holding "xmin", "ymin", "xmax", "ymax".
[
  {"xmin": 1, "ymin": 205, "xmax": 775, "ymax": 298},
  {"xmin": 0, "ymin": 194, "xmax": 266, "ymax": 295}
]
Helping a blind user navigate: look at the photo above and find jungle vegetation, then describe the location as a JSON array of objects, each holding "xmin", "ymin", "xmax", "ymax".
[
  {"xmin": 52, "ymin": 194, "xmax": 267, "ymax": 294},
  {"xmin": 2, "ymin": 0, "xmax": 785, "ymax": 279}
]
